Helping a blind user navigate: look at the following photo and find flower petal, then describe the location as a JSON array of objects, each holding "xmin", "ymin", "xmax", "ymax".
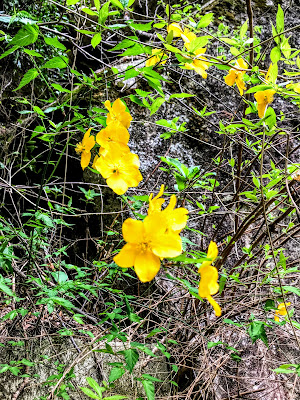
[
  {"xmin": 207, "ymin": 295, "xmax": 222, "ymax": 317},
  {"xmin": 122, "ymin": 218, "xmax": 144, "ymax": 244},
  {"xmin": 106, "ymin": 173, "xmax": 128, "ymax": 195},
  {"xmin": 134, "ymin": 249, "xmax": 161, "ymax": 282},
  {"xmin": 113, "ymin": 243, "xmax": 138, "ymax": 268},
  {"xmin": 81, "ymin": 151, "xmax": 91, "ymax": 170},
  {"xmin": 151, "ymin": 232, "xmax": 182, "ymax": 258}
]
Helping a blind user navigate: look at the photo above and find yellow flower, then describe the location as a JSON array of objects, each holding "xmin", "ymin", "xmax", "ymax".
[
  {"xmin": 96, "ymin": 122, "xmax": 130, "ymax": 150},
  {"xmin": 181, "ymin": 28, "xmax": 197, "ymax": 49},
  {"xmin": 184, "ymin": 48, "xmax": 210, "ymax": 79},
  {"xmin": 94, "ymin": 143, "xmax": 142, "ymax": 195},
  {"xmin": 113, "ymin": 213, "xmax": 183, "ymax": 282},
  {"xmin": 198, "ymin": 241, "xmax": 221, "ymax": 317},
  {"xmin": 92, "ymin": 153, "xmax": 100, "ymax": 170},
  {"xmin": 286, "ymin": 82, "xmax": 300, "ymax": 93},
  {"xmin": 148, "ymin": 185, "xmax": 189, "ymax": 233},
  {"xmin": 167, "ymin": 23, "xmax": 184, "ymax": 38},
  {"xmin": 224, "ymin": 58, "xmax": 248, "ymax": 95},
  {"xmin": 105, "ymin": 98, "xmax": 133, "ymax": 129},
  {"xmin": 145, "ymin": 49, "xmax": 168, "ymax": 67},
  {"xmin": 148, "ymin": 184, "xmax": 165, "ymax": 214},
  {"xmin": 274, "ymin": 302, "xmax": 291, "ymax": 322},
  {"xmin": 254, "ymin": 89, "xmax": 276, "ymax": 118},
  {"xmin": 75, "ymin": 128, "xmax": 96, "ymax": 170}
]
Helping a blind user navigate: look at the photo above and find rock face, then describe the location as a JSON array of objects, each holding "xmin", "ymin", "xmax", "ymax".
[{"xmin": 0, "ymin": 338, "xmax": 170, "ymax": 399}]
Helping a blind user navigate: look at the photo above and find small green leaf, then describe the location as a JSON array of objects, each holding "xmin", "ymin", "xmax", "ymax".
[
  {"xmin": 150, "ymin": 97, "xmax": 165, "ymax": 115},
  {"xmin": 81, "ymin": 7, "xmax": 98, "ymax": 16},
  {"xmin": 248, "ymin": 321, "xmax": 268, "ymax": 346},
  {"xmin": 44, "ymin": 36, "xmax": 66, "ymax": 50},
  {"xmin": 119, "ymin": 348, "xmax": 139, "ymax": 373},
  {"xmin": 270, "ymin": 46, "xmax": 281, "ymax": 63},
  {"xmin": 79, "ymin": 387, "xmax": 99, "ymax": 399},
  {"xmin": 99, "ymin": 2, "xmax": 110, "ymax": 25},
  {"xmin": 0, "ymin": 45, "xmax": 19, "ymax": 60},
  {"xmin": 10, "ymin": 25, "xmax": 39, "ymax": 46},
  {"xmin": 91, "ymin": 32, "xmax": 102, "ymax": 48},
  {"xmin": 142, "ymin": 380, "xmax": 155, "ymax": 400},
  {"xmin": 246, "ymin": 84, "xmax": 274, "ymax": 94},
  {"xmin": 111, "ymin": 0, "xmax": 124, "ymax": 9},
  {"xmin": 197, "ymin": 13, "xmax": 214, "ymax": 28},
  {"xmin": 67, "ymin": 0, "xmax": 81, "ymax": 5},
  {"xmin": 129, "ymin": 21, "xmax": 153, "ymax": 31},
  {"xmin": 109, "ymin": 366, "xmax": 125, "ymax": 382},
  {"xmin": 276, "ymin": 5, "xmax": 284, "ymax": 34},
  {"xmin": 240, "ymin": 20, "xmax": 248, "ymax": 39},
  {"xmin": 23, "ymin": 48, "xmax": 42, "ymax": 57},
  {"xmin": 43, "ymin": 56, "xmax": 68, "ymax": 69},
  {"xmin": 14, "ymin": 68, "xmax": 39, "ymax": 91}
]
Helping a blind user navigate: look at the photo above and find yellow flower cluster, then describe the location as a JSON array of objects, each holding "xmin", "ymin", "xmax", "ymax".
[
  {"xmin": 146, "ymin": 49, "xmax": 168, "ymax": 67},
  {"xmin": 254, "ymin": 64, "xmax": 276, "ymax": 119},
  {"xmin": 167, "ymin": 23, "xmax": 210, "ymax": 79},
  {"xmin": 75, "ymin": 99, "xmax": 143, "ymax": 195},
  {"xmin": 274, "ymin": 302, "xmax": 290, "ymax": 322},
  {"xmin": 198, "ymin": 241, "xmax": 221, "ymax": 317},
  {"xmin": 224, "ymin": 58, "xmax": 248, "ymax": 96},
  {"xmin": 114, "ymin": 185, "xmax": 188, "ymax": 282}
]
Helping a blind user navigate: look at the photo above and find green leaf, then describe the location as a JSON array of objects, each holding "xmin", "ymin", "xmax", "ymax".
[
  {"xmin": 0, "ymin": 45, "xmax": 19, "ymax": 60},
  {"xmin": 240, "ymin": 20, "xmax": 248, "ymax": 39},
  {"xmin": 94, "ymin": 0, "xmax": 100, "ymax": 11},
  {"xmin": 51, "ymin": 83, "xmax": 71, "ymax": 93},
  {"xmin": 150, "ymin": 97, "xmax": 165, "ymax": 115},
  {"xmin": 111, "ymin": 0, "xmax": 124, "ymax": 9},
  {"xmin": 43, "ymin": 56, "xmax": 68, "ymax": 69},
  {"xmin": 110, "ymin": 38, "xmax": 136, "ymax": 51},
  {"xmin": 281, "ymin": 285, "xmax": 300, "ymax": 296},
  {"xmin": 169, "ymin": 93, "xmax": 195, "ymax": 100},
  {"xmin": 248, "ymin": 321, "xmax": 268, "ymax": 346},
  {"xmin": 23, "ymin": 48, "xmax": 42, "ymax": 57},
  {"xmin": 44, "ymin": 36, "xmax": 66, "ymax": 50},
  {"xmin": 188, "ymin": 36, "xmax": 209, "ymax": 52},
  {"xmin": 14, "ymin": 68, "xmax": 39, "ymax": 91},
  {"xmin": 109, "ymin": 366, "xmax": 125, "ymax": 382},
  {"xmin": 0, "ymin": 281, "xmax": 14, "ymax": 297},
  {"xmin": 10, "ymin": 25, "xmax": 39, "ymax": 46},
  {"xmin": 270, "ymin": 46, "xmax": 281, "ymax": 63},
  {"xmin": 230, "ymin": 47, "xmax": 240, "ymax": 56},
  {"xmin": 264, "ymin": 107, "xmax": 276, "ymax": 130},
  {"xmin": 268, "ymin": 62, "xmax": 278, "ymax": 83},
  {"xmin": 67, "ymin": 0, "xmax": 81, "ymax": 5},
  {"xmin": 207, "ymin": 341, "xmax": 223, "ymax": 349},
  {"xmin": 120, "ymin": 349, "xmax": 139, "ymax": 373},
  {"xmin": 120, "ymin": 43, "xmax": 148, "ymax": 56},
  {"xmin": 129, "ymin": 21, "xmax": 153, "ymax": 31},
  {"xmin": 142, "ymin": 380, "xmax": 155, "ymax": 400},
  {"xmin": 86, "ymin": 377, "xmax": 105, "ymax": 397},
  {"xmin": 276, "ymin": 5, "xmax": 284, "ymax": 34},
  {"xmin": 51, "ymin": 271, "xmax": 69, "ymax": 284},
  {"xmin": 99, "ymin": 2, "xmax": 110, "ymax": 25},
  {"xmin": 246, "ymin": 84, "xmax": 274, "ymax": 94},
  {"xmin": 197, "ymin": 13, "xmax": 214, "ymax": 28},
  {"xmin": 91, "ymin": 32, "xmax": 102, "ymax": 48},
  {"xmin": 79, "ymin": 387, "xmax": 99, "ymax": 399},
  {"xmin": 81, "ymin": 7, "xmax": 98, "ymax": 16},
  {"xmin": 141, "ymin": 374, "xmax": 162, "ymax": 382}
]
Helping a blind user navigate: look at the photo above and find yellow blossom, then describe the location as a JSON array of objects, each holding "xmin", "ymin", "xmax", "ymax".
[
  {"xmin": 286, "ymin": 82, "xmax": 300, "ymax": 93},
  {"xmin": 274, "ymin": 302, "xmax": 291, "ymax": 322},
  {"xmin": 167, "ymin": 23, "xmax": 184, "ymax": 38},
  {"xmin": 198, "ymin": 241, "xmax": 221, "ymax": 317},
  {"xmin": 92, "ymin": 153, "xmax": 100, "ymax": 170},
  {"xmin": 96, "ymin": 122, "xmax": 130, "ymax": 150},
  {"xmin": 148, "ymin": 184, "xmax": 165, "ymax": 214},
  {"xmin": 146, "ymin": 49, "xmax": 168, "ymax": 67},
  {"xmin": 148, "ymin": 185, "xmax": 188, "ymax": 233},
  {"xmin": 75, "ymin": 128, "xmax": 96, "ymax": 170},
  {"xmin": 94, "ymin": 143, "xmax": 142, "ymax": 195},
  {"xmin": 254, "ymin": 89, "xmax": 276, "ymax": 118},
  {"xmin": 224, "ymin": 58, "xmax": 248, "ymax": 95},
  {"xmin": 113, "ymin": 213, "xmax": 183, "ymax": 282},
  {"xmin": 181, "ymin": 28, "xmax": 197, "ymax": 48},
  {"xmin": 184, "ymin": 48, "xmax": 210, "ymax": 79},
  {"xmin": 105, "ymin": 98, "xmax": 132, "ymax": 129}
]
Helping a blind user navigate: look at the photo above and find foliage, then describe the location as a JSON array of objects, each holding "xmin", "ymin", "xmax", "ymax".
[{"xmin": 0, "ymin": 0, "xmax": 300, "ymax": 399}]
